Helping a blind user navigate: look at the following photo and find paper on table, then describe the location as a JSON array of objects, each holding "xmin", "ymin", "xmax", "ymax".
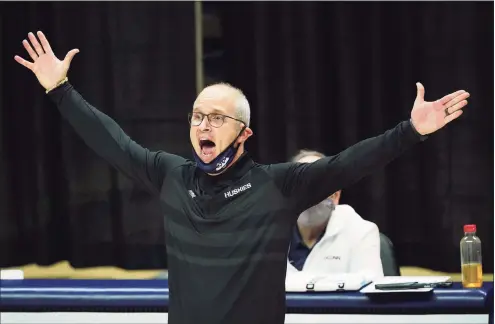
[
  {"xmin": 360, "ymin": 276, "xmax": 451, "ymax": 294},
  {"xmin": 0, "ymin": 269, "xmax": 24, "ymax": 280},
  {"xmin": 286, "ymin": 272, "xmax": 372, "ymax": 292}
]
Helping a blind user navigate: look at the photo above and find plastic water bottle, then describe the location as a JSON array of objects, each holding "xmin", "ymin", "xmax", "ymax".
[{"xmin": 460, "ymin": 224, "xmax": 483, "ymax": 288}]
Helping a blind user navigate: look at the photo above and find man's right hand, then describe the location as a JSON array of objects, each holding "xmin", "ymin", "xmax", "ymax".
[{"xmin": 14, "ymin": 31, "xmax": 80, "ymax": 91}]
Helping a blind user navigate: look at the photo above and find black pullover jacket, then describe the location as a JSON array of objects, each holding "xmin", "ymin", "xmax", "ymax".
[{"xmin": 48, "ymin": 82, "xmax": 426, "ymax": 324}]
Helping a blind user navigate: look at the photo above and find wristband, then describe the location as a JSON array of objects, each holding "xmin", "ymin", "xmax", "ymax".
[{"xmin": 46, "ymin": 77, "xmax": 68, "ymax": 94}]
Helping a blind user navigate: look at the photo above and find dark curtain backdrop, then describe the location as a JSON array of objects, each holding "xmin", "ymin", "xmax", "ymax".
[
  {"xmin": 0, "ymin": 2, "xmax": 493, "ymax": 274},
  {"xmin": 0, "ymin": 2, "xmax": 196, "ymax": 269},
  {"xmin": 218, "ymin": 2, "xmax": 494, "ymax": 273}
]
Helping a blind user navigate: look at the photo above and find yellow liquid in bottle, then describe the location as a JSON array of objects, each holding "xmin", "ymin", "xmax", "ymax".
[{"xmin": 462, "ymin": 263, "xmax": 483, "ymax": 288}]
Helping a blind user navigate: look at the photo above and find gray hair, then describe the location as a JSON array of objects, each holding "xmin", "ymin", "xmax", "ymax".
[
  {"xmin": 235, "ymin": 93, "xmax": 251, "ymax": 128},
  {"xmin": 290, "ymin": 149, "xmax": 326, "ymax": 162},
  {"xmin": 206, "ymin": 82, "xmax": 251, "ymax": 127}
]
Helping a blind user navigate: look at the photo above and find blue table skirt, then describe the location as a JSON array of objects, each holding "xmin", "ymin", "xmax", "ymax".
[{"xmin": 1, "ymin": 279, "xmax": 493, "ymax": 316}]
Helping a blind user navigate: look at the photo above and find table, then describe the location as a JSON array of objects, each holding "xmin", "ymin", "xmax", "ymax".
[{"xmin": 1, "ymin": 279, "xmax": 493, "ymax": 324}]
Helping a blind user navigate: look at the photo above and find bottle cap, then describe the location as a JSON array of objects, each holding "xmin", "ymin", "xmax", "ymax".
[{"xmin": 464, "ymin": 224, "xmax": 476, "ymax": 233}]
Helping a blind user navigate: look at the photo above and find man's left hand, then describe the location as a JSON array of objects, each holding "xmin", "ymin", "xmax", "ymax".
[{"xmin": 410, "ymin": 82, "xmax": 470, "ymax": 135}]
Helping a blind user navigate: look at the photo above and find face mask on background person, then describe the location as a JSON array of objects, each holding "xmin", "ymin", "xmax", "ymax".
[{"xmin": 298, "ymin": 198, "xmax": 335, "ymax": 227}]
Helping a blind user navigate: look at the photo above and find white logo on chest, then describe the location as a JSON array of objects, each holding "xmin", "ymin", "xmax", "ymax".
[{"xmin": 224, "ymin": 183, "xmax": 252, "ymax": 199}]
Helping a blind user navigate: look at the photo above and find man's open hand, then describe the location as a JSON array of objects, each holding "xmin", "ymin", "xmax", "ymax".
[
  {"xmin": 14, "ymin": 31, "xmax": 79, "ymax": 90},
  {"xmin": 410, "ymin": 82, "xmax": 470, "ymax": 135}
]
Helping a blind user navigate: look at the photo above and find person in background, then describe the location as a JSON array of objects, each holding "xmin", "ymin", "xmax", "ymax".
[{"xmin": 287, "ymin": 149, "xmax": 384, "ymax": 280}]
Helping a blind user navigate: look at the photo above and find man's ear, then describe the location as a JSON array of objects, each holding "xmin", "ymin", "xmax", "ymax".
[{"xmin": 238, "ymin": 127, "xmax": 253, "ymax": 144}]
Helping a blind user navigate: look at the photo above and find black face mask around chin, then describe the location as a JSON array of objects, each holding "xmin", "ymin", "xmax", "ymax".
[{"xmin": 192, "ymin": 126, "xmax": 247, "ymax": 175}]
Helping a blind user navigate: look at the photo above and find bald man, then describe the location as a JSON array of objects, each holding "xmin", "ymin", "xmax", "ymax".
[{"xmin": 15, "ymin": 31, "xmax": 470, "ymax": 324}]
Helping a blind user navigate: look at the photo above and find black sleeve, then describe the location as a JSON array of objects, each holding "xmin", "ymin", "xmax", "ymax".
[
  {"xmin": 269, "ymin": 120, "xmax": 427, "ymax": 213},
  {"xmin": 47, "ymin": 82, "xmax": 187, "ymax": 196}
]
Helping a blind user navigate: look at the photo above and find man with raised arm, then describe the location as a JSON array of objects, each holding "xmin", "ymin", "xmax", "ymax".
[{"xmin": 15, "ymin": 31, "xmax": 469, "ymax": 324}]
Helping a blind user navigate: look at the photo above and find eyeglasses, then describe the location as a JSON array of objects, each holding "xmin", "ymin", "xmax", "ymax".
[{"xmin": 188, "ymin": 112, "xmax": 245, "ymax": 128}]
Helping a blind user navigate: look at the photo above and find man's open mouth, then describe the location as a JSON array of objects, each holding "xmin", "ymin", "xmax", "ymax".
[{"xmin": 199, "ymin": 139, "xmax": 216, "ymax": 157}]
